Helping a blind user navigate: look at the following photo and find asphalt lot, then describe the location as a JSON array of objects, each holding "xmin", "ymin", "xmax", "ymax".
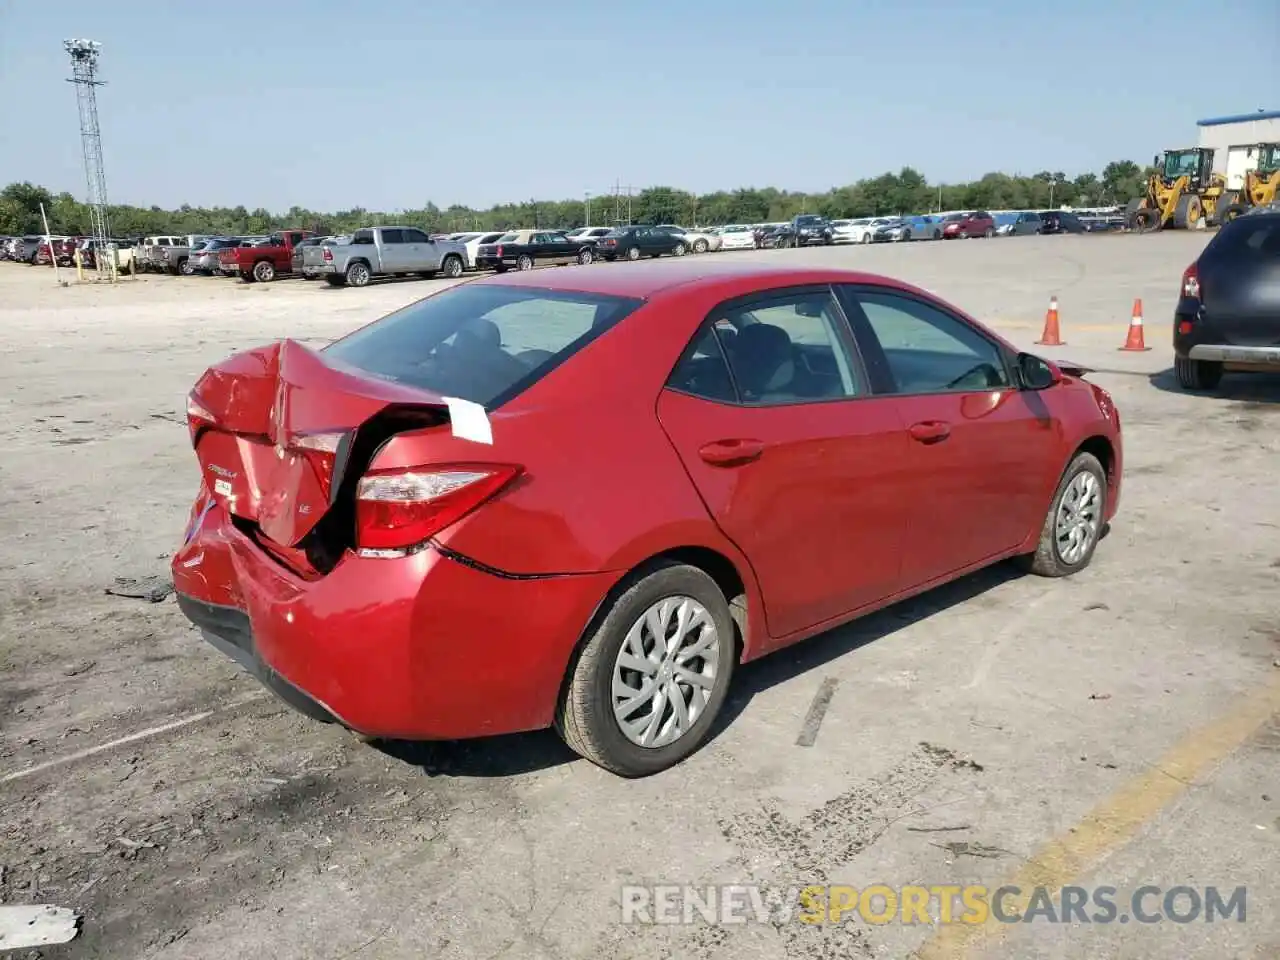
[{"xmin": 1, "ymin": 233, "xmax": 1277, "ymax": 960}]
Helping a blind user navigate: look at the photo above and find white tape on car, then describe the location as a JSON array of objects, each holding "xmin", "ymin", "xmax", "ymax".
[{"xmin": 442, "ymin": 396, "xmax": 493, "ymax": 445}]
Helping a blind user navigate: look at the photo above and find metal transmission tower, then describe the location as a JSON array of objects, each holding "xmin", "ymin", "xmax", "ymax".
[{"xmin": 64, "ymin": 39, "xmax": 112, "ymax": 275}]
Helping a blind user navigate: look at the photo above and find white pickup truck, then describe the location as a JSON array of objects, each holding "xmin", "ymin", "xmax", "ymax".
[{"xmin": 299, "ymin": 226, "xmax": 468, "ymax": 287}]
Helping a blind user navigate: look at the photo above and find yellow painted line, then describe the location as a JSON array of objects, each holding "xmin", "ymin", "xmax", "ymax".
[{"xmin": 914, "ymin": 672, "xmax": 1280, "ymax": 960}]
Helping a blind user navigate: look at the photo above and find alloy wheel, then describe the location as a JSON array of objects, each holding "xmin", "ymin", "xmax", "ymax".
[
  {"xmin": 611, "ymin": 596, "xmax": 720, "ymax": 749},
  {"xmin": 1055, "ymin": 471, "xmax": 1101, "ymax": 564}
]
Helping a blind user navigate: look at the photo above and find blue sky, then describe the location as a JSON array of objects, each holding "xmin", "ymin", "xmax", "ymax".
[{"xmin": 1, "ymin": 0, "xmax": 1276, "ymax": 211}]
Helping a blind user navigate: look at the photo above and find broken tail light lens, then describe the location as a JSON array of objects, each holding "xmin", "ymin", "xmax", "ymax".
[
  {"xmin": 355, "ymin": 465, "xmax": 521, "ymax": 555},
  {"xmin": 186, "ymin": 393, "xmax": 217, "ymax": 444}
]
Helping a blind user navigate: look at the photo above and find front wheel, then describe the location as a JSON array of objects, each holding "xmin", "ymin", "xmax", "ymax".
[
  {"xmin": 1018, "ymin": 452, "xmax": 1107, "ymax": 578},
  {"xmin": 983, "ymin": 227, "xmax": 994, "ymax": 238},
  {"xmin": 555, "ymin": 562, "xmax": 736, "ymax": 777},
  {"xmin": 672, "ymin": 242, "xmax": 687, "ymax": 257},
  {"xmin": 1174, "ymin": 355, "xmax": 1223, "ymax": 390},
  {"xmin": 861, "ymin": 233, "xmax": 872, "ymax": 244},
  {"xmin": 692, "ymin": 238, "xmax": 708, "ymax": 254}
]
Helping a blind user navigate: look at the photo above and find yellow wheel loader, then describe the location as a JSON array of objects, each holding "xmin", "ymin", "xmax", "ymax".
[
  {"xmin": 1217, "ymin": 143, "xmax": 1280, "ymax": 223},
  {"xmin": 1125, "ymin": 148, "xmax": 1232, "ymax": 232}
]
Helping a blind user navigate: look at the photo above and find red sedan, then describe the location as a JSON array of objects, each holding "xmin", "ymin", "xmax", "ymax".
[{"xmin": 174, "ymin": 260, "xmax": 1123, "ymax": 777}]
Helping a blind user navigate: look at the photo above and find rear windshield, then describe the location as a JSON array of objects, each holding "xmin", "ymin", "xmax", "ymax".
[
  {"xmin": 1206, "ymin": 215, "xmax": 1280, "ymax": 257},
  {"xmin": 322, "ymin": 284, "xmax": 645, "ymax": 408}
]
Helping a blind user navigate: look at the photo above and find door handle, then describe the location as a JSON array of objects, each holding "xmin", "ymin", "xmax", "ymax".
[
  {"xmin": 698, "ymin": 438, "xmax": 764, "ymax": 466},
  {"xmin": 908, "ymin": 420, "xmax": 951, "ymax": 443}
]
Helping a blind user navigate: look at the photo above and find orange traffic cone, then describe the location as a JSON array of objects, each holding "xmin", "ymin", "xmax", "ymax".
[
  {"xmin": 1119, "ymin": 298, "xmax": 1151, "ymax": 352},
  {"xmin": 1036, "ymin": 296, "xmax": 1064, "ymax": 346}
]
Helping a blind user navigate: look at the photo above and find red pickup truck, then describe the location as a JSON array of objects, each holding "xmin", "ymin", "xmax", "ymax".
[{"xmin": 218, "ymin": 229, "xmax": 314, "ymax": 282}]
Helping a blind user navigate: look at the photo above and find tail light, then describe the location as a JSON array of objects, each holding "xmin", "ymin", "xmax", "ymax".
[
  {"xmin": 495, "ymin": 245, "xmax": 504, "ymax": 258},
  {"xmin": 322, "ymin": 246, "xmax": 333, "ymax": 262},
  {"xmin": 186, "ymin": 392, "xmax": 217, "ymax": 444},
  {"xmin": 355, "ymin": 465, "xmax": 521, "ymax": 555},
  {"xmin": 1181, "ymin": 262, "xmax": 1200, "ymax": 298}
]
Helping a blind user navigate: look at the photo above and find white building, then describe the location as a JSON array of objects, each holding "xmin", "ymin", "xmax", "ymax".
[{"xmin": 1196, "ymin": 109, "xmax": 1280, "ymax": 190}]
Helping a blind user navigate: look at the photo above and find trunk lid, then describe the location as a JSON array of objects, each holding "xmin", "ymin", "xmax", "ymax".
[
  {"xmin": 189, "ymin": 339, "xmax": 449, "ymax": 548},
  {"xmin": 300, "ymin": 244, "xmax": 333, "ymax": 267}
]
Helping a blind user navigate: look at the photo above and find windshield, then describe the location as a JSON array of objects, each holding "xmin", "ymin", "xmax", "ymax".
[
  {"xmin": 495, "ymin": 233, "xmax": 519, "ymax": 243},
  {"xmin": 795, "ymin": 216, "xmax": 823, "ymax": 226},
  {"xmin": 1258, "ymin": 145, "xmax": 1280, "ymax": 173},
  {"xmin": 322, "ymin": 285, "xmax": 645, "ymax": 408},
  {"xmin": 943, "ymin": 213, "xmax": 965, "ymax": 222},
  {"xmin": 1162, "ymin": 151, "xmax": 1201, "ymax": 179}
]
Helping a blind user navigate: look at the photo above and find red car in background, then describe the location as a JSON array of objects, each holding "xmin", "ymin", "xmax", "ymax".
[
  {"xmin": 174, "ymin": 260, "xmax": 1123, "ymax": 777},
  {"xmin": 941, "ymin": 211, "xmax": 996, "ymax": 239}
]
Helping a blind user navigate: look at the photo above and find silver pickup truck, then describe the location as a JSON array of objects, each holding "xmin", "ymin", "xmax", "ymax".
[{"xmin": 299, "ymin": 226, "xmax": 467, "ymax": 287}]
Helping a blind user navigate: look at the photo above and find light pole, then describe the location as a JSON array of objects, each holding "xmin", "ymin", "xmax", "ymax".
[{"xmin": 585, "ymin": 192, "xmax": 591, "ymax": 227}]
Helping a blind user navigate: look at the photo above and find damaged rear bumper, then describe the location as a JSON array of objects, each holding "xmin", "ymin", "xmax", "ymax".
[{"xmin": 172, "ymin": 496, "xmax": 614, "ymax": 741}]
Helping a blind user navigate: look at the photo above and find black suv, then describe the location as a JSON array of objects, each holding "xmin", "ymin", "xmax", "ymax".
[
  {"xmin": 1039, "ymin": 211, "xmax": 1089, "ymax": 234},
  {"xmin": 789, "ymin": 214, "xmax": 834, "ymax": 246}
]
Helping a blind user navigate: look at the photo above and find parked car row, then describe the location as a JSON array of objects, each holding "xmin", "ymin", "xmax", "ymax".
[{"xmin": 2, "ymin": 205, "xmax": 1117, "ymax": 289}]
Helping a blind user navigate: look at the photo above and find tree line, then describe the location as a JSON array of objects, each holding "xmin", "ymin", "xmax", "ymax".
[{"xmin": 0, "ymin": 161, "xmax": 1151, "ymax": 239}]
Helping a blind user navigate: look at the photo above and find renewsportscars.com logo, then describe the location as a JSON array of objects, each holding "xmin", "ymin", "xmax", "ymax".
[{"xmin": 620, "ymin": 884, "xmax": 1248, "ymax": 926}]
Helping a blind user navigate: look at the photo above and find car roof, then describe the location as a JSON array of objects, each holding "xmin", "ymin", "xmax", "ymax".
[{"xmin": 471, "ymin": 258, "xmax": 922, "ymax": 301}]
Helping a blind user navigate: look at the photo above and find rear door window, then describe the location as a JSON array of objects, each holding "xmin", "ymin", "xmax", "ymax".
[{"xmin": 322, "ymin": 285, "xmax": 644, "ymax": 408}]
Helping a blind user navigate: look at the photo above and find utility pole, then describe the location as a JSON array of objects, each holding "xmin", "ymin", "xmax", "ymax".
[
  {"xmin": 65, "ymin": 39, "xmax": 113, "ymax": 279},
  {"xmin": 585, "ymin": 191, "xmax": 591, "ymax": 227}
]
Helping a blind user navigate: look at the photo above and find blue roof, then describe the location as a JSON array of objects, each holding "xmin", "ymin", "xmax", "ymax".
[{"xmin": 1197, "ymin": 110, "xmax": 1280, "ymax": 127}]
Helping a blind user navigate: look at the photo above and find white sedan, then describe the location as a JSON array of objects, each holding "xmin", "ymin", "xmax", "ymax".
[
  {"xmin": 715, "ymin": 225, "xmax": 756, "ymax": 250},
  {"xmin": 835, "ymin": 217, "xmax": 897, "ymax": 244}
]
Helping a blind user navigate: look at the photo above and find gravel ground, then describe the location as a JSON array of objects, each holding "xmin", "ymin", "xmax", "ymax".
[{"xmin": 0, "ymin": 234, "xmax": 1277, "ymax": 960}]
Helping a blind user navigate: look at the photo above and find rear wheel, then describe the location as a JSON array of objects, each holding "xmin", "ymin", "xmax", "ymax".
[
  {"xmin": 252, "ymin": 260, "xmax": 275, "ymax": 283},
  {"xmin": 673, "ymin": 242, "xmax": 687, "ymax": 257},
  {"xmin": 555, "ymin": 562, "xmax": 736, "ymax": 777},
  {"xmin": 693, "ymin": 238, "xmax": 708, "ymax": 254},
  {"xmin": 1217, "ymin": 202, "xmax": 1246, "ymax": 226},
  {"xmin": 345, "ymin": 261, "xmax": 371, "ymax": 287},
  {"xmin": 178, "ymin": 258, "xmax": 193, "ymax": 276},
  {"xmin": 441, "ymin": 254, "xmax": 463, "ymax": 278},
  {"xmin": 1019, "ymin": 452, "xmax": 1107, "ymax": 578},
  {"xmin": 625, "ymin": 246, "xmax": 641, "ymax": 261},
  {"xmin": 577, "ymin": 247, "xmax": 594, "ymax": 265},
  {"xmin": 983, "ymin": 226, "xmax": 994, "ymax": 238},
  {"xmin": 516, "ymin": 254, "xmax": 534, "ymax": 271},
  {"xmin": 861, "ymin": 232, "xmax": 872, "ymax": 244},
  {"xmin": 1174, "ymin": 355, "xmax": 1223, "ymax": 390}
]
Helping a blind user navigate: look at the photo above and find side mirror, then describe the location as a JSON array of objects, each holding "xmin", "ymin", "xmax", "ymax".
[{"xmin": 1017, "ymin": 352, "xmax": 1059, "ymax": 390}]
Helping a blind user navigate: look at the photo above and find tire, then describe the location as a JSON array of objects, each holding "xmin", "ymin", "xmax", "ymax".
[
  {"xmin": 983, "ymin": 227, "xmax": 994, "ymax": 238},
  {"xmin": 1218, "ymin": 203, "xmax": 1246, "ymax": 226},
  {"xmin": 345, "ymin": 260, "xmax": 371, "ymax": 287},
  {"xmin": 178, "ymin": 258, "xmax": 193, "ymax": 276},
  {"xmin": 1131, "ymin": 207, "xmax": 1162, "ymax": 233},
  {"xmin": 1019, "ymin": 452, "xmax": 1107, "ymax": 578},
  {"xmin": 1174, "ymin": 355, "xmax": 1223, "ymax": 390},
  {"xmin": 625, "ymin": 246, "xmax": 641, "ymax": 261},
  {"xmin": 252, "ymin": 260, "xmax": 275, "ymax": 283},
  {"xmin": 577, "ymin": 247, "xmax": 594, "ymax": 265},
  {"xmin": 441, "ymin": 254, "xmax": 464, "ymax": 278},
  {"xmin": 861, "ymin": 232, "xmax": 872, "ymax": 244},
  {"xmin": 516, "ymin": 254, "xmax": 534, "ymax": 271},
  {"xmin": 1172, "ymin": 194, "xmax": 1201, "ymax": 229},
  {"xmin": 239, "ymin": 271, "xmax": 255, "ymax": 283},
  {"xmin": 692, "ymin": 238, "xmax": 708, "ymax": 254},
  {"xmin": 555, "ymin": 561, "xmax": 736, "ymax": 777},
  {"xmin": 673, "ymin": 242, "xmax": 687, "ymax": 257}
]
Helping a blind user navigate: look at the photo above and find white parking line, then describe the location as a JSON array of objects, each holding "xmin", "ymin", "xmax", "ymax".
[{"xmin": 1, "ymin": 692, "xmax": 268, "ymax": 786}]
